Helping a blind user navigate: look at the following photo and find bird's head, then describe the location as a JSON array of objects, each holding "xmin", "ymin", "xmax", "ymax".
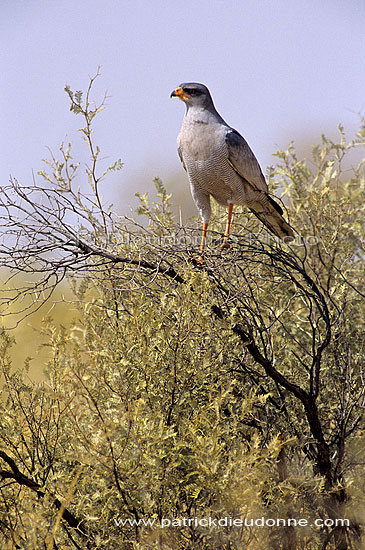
[{"xmin": 170, "ymin": 83, "xmax": 214, "ymax": 111}]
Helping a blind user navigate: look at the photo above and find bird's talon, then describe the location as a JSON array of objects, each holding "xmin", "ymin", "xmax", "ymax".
[
  {"xmin": 190, "ymin": 255, "xmax": 204, "ymax": 265},
  {"xmin": 221, "ymin": 239, "xmax": 233, "ymax": 250}
]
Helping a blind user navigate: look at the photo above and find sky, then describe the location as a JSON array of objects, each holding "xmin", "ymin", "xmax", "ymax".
[{"xmin": 2, "ymin": 0, "xmax": 364, "ymax": 216}]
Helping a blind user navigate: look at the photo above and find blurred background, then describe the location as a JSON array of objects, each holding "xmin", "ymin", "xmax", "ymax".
[
  {"xmin": 1, "ymin": 0, "xmax": 364, "ymax": 375},
  {"xmin": 2, "ymin": 0, "xmax": 364, "ymax": 212}
]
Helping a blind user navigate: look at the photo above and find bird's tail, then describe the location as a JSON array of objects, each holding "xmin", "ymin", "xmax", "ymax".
[{"xmin": 249, "ymin": 195, "xmax": 294, "ymax": 241}]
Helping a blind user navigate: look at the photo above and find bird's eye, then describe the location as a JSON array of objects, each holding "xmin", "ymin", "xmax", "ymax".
[{"xmin": 184, "ymin": 88, "xmax": 201, "ymax": 96}]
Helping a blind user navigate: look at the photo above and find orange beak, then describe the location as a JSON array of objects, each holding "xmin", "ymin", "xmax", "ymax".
[{"xmin": 170, "ymin": 86, "xmax": 190, "ymax": 100}]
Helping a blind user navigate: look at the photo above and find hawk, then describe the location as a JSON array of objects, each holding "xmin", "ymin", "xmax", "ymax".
[{"xmin": 171, "ymin": 82, "xmax": 294, "ymax": 255}]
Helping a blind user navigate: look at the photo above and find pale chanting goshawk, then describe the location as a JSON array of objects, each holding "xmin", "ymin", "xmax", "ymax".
[{"xmin": 171, "ymin": 83, "xmax": 294, "ymax": 255}]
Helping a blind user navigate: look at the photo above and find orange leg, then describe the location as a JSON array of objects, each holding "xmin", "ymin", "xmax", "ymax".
[
  {"xmin": 199, "ymin": 222, "xmax": 208, "ymax": 260},
  {"xmin": 222, "ymin": 203, "xmax": 234, "ymax": 248}
]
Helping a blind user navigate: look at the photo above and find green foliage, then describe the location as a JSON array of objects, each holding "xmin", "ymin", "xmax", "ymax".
[
  {"xmin": 135, "ymin": 177, "xmax": 175, "ymax": 228},
  {"xmin": 0, "ymin": 76, "xmax": 364, "ymax": 549}
]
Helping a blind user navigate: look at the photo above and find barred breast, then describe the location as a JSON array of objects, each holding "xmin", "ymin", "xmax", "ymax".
[{"xmin": 179, "ymin": 121, "xmax": 256, "ymax": 206}]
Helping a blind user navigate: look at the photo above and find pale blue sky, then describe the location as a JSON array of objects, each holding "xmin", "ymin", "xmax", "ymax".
[{"xmin": 2, "ymin": 0, "xmax": 364, "ymax": 213}]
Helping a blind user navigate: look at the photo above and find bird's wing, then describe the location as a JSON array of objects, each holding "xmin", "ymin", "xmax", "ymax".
[
  {"xmin": 225, "ymin": 129, "xmax": 268, "ymax": 193},
  {"xmin": 177, "ymin": 145, "xmax": 187, "ymax": 171}
]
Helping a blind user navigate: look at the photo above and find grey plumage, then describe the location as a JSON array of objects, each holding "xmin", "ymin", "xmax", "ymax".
[{"xmin": 171, "ymin": 83, "xmax": 294, "ymax": 244}]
